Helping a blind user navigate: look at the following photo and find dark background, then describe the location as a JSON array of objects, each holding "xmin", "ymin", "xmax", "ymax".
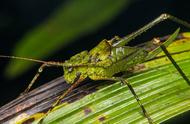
[{"xmin": 0, "ymin": 0, "xmax": 190, "ymax": 123}]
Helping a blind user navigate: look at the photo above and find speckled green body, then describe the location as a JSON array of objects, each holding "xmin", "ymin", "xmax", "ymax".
[
  {"xmin": 63, "ymin": 39, "xmax": 150, "ymax": 84},
  {"xmin": 62, "ymin": 28, "xmax": 180, "ymax": 84}
]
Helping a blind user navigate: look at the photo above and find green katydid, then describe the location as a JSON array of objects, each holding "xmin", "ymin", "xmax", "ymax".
[{"xmin": 1, "ymin": 13, "xmax": 190, "ymax": 124}]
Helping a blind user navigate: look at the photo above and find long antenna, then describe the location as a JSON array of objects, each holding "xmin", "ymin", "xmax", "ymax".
[
  {"xmin": 0, "ymin": 55, "xmax": 47, "ymax": 63},
  {"xmin": 0, "ymin": 55, "xmax": 63, "ymax": 66}
]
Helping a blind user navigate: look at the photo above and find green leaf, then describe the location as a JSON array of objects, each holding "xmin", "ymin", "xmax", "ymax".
[
  {"xmin": 16, "ymin": 33, "xmax": 190, "ymax": 124},
  {"xmin": 5, "ymin": 0, "xmax": 130, "ymax": 78}
]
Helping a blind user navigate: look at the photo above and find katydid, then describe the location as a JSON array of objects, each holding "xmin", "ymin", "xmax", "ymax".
[{"xmin": 1, "ymin": 13, "xmax": 190, "ymax": 124}]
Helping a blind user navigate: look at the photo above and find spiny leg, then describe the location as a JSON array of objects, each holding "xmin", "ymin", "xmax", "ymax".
[
  {"xmin": 21, "ymin": 61, "xmax": 63, "ymax": 95},
  {"xmin": 0, "ymin": 55, "xmax": 65, "ymax": 95},
  {"xmin": 153, "ymin": 38, "xmax": 190, "ymax": 85},
  {"xmin": 50, "ymin": 72, "xmax": 82, "ymax": 110},
  {"xmin": 115, "ymin": 77, "xmax": 153, "ymax": 124},
  {"xmin": 21, "ymin": 64, "xmax": 48, "ymax": 95},
  {"xmin": 114, "ymin": 13, "xmax": 190, "ymax": 47},
  {"xmin": 38, "ymin": 73, "xmax": 82, "ymax": 124},
  {"xmin": 91, "ymin": 76, "xmax": 153, "ymax": 124}
]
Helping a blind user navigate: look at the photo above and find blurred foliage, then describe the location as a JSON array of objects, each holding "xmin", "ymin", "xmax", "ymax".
[{"xmin": 5, "ymin": 0, "xmax": 130, "ymax": 78}]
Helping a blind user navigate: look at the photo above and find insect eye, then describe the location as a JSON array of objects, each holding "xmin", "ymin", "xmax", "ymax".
[{"xmin": 68, "ymin": 67, "xmax": 73, "ymax": 73}]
